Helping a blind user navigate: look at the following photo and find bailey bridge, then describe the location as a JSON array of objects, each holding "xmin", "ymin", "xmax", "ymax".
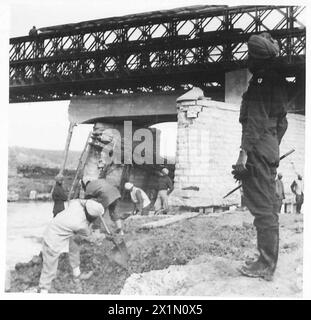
[{"xmin": 9, "ymin": 5, "xmax": 306, "ymax": 209}]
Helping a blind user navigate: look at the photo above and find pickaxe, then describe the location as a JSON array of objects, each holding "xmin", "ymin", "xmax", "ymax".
[{"xmin": 223, "ymin": 148, "xmax": 295, "ymax": 199}]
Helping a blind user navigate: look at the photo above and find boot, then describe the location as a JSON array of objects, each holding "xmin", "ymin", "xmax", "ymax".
[{"xmin": 239, "ymin": 228, "xmax": 279, "ymax": 281}]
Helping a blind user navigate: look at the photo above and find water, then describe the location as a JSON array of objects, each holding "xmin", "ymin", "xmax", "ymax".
[
  {"xmin": 6, "ymin": 201, "xmax": 54, "ymax": 269},
  {"xmin": 6, "ymin": 200, "xmax": 135, "ymax": 270}
]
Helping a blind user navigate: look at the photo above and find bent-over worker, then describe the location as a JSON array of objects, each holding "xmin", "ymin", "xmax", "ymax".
[
  {"xmin": 39, "ymin": 199, "xmax": 104, "ymax": 293},
  {"xmin": 124, "ymin": 182, "xmax": 151, "ymax": 215}
]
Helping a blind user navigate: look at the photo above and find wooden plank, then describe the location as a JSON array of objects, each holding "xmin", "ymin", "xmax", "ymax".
[
  {"xmin": 67, "ymin": 131, "xmax": 92, "ymax": 201},
  {"xmin": 60, "ymin": 122, "xmax": 76, "ymax": 174},
  {"xmin": 139, "ymin": 212, "xmax": 201, "ymax": 230}
]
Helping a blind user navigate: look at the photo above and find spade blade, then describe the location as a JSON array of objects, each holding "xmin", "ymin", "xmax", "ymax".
[{"xmin": 110, "ymin": 241, "xmax": 130, "ymax": 269}]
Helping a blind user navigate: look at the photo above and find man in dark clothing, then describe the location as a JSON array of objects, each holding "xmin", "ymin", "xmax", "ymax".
[
  {"xmin": 232, "ymin": 32, "xmax": 288, "ymax": 281},
  {"xmin": 290, "ymin": 174, "xmax": 304, "ymax": 214},
  {"xmin": 82, "ymin": 177, "xmax": 124, "ymax": 235},
  {"xmin": 154, "ymin": 168, "xmax": 174, "ymax": 214},
  {"xmin": 275, "ymin": 173, "xmax": 285, "ymax": 213},
  {"xmin": 29, "ymin": 26, "xmax": 38, "ymax": 37},
  {"xmin": 52, "ymin": 174, "xmax": 67, "ymax": 217}
]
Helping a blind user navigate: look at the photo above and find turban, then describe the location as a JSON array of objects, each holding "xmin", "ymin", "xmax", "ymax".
[
  {"xmin": 124, "ymin": 182, "xmax": 134, "ymax": 190},
  {"xmin": 161, "ymin": 168, "xmax": 169, "ymax": 175},
  {"xmin": 85, "ymin": 199, "xmax": 105, "ymax": 217},
  {"xmin": 55, "ymin": 174, "xmax": 64, "ymax": 182},
  {"xmin": 248, "ymin": 33, "xmax": 279, "ymax": 59}
]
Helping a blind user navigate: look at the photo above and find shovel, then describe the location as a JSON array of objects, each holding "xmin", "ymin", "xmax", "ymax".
[{"xmin": 98, "ymin": 215, "xmax": 130, "ymax": 269}]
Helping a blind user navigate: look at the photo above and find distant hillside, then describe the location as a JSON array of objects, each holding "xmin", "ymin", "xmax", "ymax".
[
  {"xmin": 8, "ymin": 146, "xmax": 81, "ymax": 174},
  {"xmin": 7, "ymin": 147, "xmax": 81, "ymax": 200},
  {"xmin": 7, "ymin": 146, "xmax": 175, "ymax": 201}
]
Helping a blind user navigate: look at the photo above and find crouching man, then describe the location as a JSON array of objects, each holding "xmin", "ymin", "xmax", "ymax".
[
  {"xmin": 38, "ymin": 199, "xmax": 104, "ymax": 293},
  {"xmin": 124, "ymin": 182, "xmax": 151, "ymax": 216}
]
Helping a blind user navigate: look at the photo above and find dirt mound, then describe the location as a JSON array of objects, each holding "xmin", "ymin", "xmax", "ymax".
[{"xmin": 121, "ymin": 254, "xmax": 302, "ymax": 297}]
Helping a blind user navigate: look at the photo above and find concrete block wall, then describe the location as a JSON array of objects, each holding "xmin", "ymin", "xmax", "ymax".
[{"xmin": 170, "ymin": 91, "xmax": 305, "ymax": 208}]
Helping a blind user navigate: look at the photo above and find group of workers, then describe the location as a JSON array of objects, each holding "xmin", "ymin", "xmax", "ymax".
[
  {"xmin": 275, "ymin": 173, "xmax": 304, "ymax": 214},
  {"xmin": 40, "ymin": 167, "xmax": 173, "ymax": 293},
  {"xmin": 39, "ymin": 30, "xmax": 301, "ymax": 292}
]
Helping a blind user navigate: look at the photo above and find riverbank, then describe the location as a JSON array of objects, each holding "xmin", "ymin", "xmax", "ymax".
[{"xmin": 8, "ymin": 209, "xmax": 303, "ymax": 297}]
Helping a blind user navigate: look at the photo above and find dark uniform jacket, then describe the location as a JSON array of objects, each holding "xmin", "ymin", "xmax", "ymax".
[
  {"xmin": 52, "ymin": 184, "xmax": 67, "ymax": 216},
  {"xmin": 157, "ymin": 175, "xmax": 173, "ymax": 192},
  {"xmin": 239, "ymin": 66, "xmax": 288, "ymax": 164},
  {"xmin": 239, "ymin": 61, "xmax": 288, "ymax": 229},
  {"xmin": 85, "ymin": 179, "xmax": 121, "ymax": 208}
]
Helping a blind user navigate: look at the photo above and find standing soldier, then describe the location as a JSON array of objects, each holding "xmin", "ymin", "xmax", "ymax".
[{"xmin": 232, "ymin": 32, "xmax": 288, "ymax": 281}]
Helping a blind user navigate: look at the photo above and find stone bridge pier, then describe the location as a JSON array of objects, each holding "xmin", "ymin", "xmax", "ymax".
[
  {"xmin": 169, "ymin": 87, "xmax": 241, "ymax": 209},
  {"xmin": 169, "ymin": 83, "xmax": 305, "ymax": 210}
]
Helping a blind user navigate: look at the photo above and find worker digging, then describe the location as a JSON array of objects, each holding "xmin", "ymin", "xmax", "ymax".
[
  {"xmin": 38, "ymin": 199, "xmax": 105, "ymax": 293},
  {"xmin": 124, "ymin": 182, "xmax": 152, "ymax": 216}
]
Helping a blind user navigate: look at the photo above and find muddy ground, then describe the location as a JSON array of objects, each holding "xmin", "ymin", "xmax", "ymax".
[{"xmin": 8, "ymin": 209, "xmax": 303, "ymax": 297}]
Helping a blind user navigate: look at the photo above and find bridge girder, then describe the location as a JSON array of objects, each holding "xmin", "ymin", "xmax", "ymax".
[{"xmin": 9, "ymin": 5, "xmax": 305, "ymax": 104}]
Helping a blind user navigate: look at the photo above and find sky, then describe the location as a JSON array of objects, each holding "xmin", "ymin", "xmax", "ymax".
[
  {"xmin": 6, "ymin": 0, "xmax": 208, "ymax": 154},
  {"xmin": 6, "ymin": 0, "xmax": 305, "ymax": 154},
  {"xmin": 7, "ymin": 0, "xmax": 226, "ymax": 154}
]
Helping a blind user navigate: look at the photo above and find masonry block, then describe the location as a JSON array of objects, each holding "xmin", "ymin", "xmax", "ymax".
[{"xmin": 171, "ymin": 87, "xmax": 305, "ymax": 209}]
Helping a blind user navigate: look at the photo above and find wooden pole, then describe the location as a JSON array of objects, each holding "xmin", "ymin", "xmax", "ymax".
[
  {"xmin": 68, "ymin": 131, "xmax": 92, "ymax": 201},
  {"xmin": 60, "ymin": 122, "xmax": 76, "ymax": 175}
]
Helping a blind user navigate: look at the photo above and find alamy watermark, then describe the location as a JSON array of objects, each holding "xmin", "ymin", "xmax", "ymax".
[{"xmin": 98, "ymin": 121, "xmax": 208, "ymax": 165}]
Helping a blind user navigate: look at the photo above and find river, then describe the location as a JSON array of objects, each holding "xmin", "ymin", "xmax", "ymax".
[
  {"xmin": 6, "ymin": 200, "xmax": 134, "ymax": 270},
  {"xmin": 6, "ymin": 201, "xmax": 54, "ymax": 269}
]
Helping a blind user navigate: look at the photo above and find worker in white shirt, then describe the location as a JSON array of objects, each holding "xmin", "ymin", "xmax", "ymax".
[
  {"xmin": 38, "ymin": 199, "xmax": 104, "ymax": 293},
  {"xmin": 124, "ymin": 182, "xmax": 151, "ymax": 216}
]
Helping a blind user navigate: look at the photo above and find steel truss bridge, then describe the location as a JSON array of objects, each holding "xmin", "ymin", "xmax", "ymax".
[{"xmin": 9, "ymin": 5, "xmax": 305, "ymax": 107}]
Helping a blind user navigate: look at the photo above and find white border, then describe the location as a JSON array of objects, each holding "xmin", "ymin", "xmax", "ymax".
[{"xmin": 0, "ymin": 0, "xmax": 310, "ymax": 300}]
